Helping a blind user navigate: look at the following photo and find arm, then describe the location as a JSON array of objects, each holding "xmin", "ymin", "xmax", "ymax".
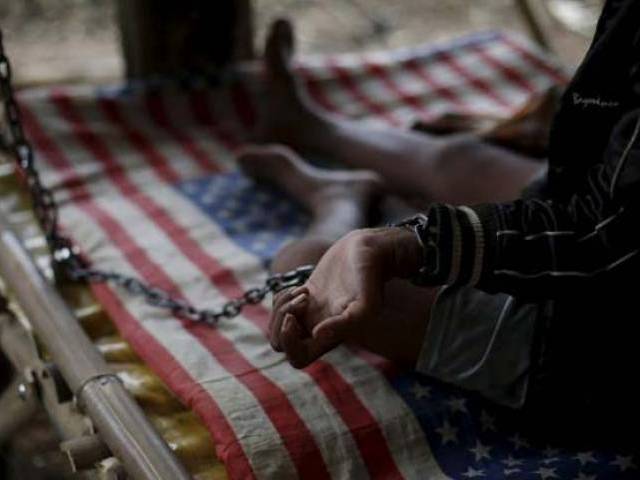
[
  {"xmin": 419, "ymin": 109, "xmax": 640, "ymax": 299},
  {"xmin": 273, "ymin": 109, "xmax": 640, "ymax": 368}
]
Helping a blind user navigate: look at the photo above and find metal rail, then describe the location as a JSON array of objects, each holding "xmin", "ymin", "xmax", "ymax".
[{"xmin": 0, "ymin": 209, "xmax": 191, "ymax": 480}]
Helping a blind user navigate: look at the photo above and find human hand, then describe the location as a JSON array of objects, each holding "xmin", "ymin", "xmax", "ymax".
[{"xmin": 269, "ymin": 227, "xmax": 422, "ymax": 368}]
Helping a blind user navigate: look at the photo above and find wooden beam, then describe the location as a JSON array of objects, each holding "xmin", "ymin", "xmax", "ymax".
[{"xmin": 117, "ymin": 0, "xmax": 254, "ymax": 78}]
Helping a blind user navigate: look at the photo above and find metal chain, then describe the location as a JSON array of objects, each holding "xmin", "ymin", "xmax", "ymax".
[{"xmin": 0, "ymin": 29, "xmax": 313, "ymax": 325}]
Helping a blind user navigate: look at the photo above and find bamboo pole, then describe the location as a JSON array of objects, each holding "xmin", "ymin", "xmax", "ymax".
[{"xmin": 0, "ymin": 210, "xmax": 191, "ymax": 480}]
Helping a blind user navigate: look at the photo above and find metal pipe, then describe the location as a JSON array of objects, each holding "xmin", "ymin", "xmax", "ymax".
[
  {"xmin": 0, "ymin": 311, "xmax": 37, "ymax": 368},
  {"xmin": 60, "ymin": 434, "xmax": 111, "ymax": 472},
  {"xmin": 0, "ymin": 210, "xmax": 191, "ymax": 480}
]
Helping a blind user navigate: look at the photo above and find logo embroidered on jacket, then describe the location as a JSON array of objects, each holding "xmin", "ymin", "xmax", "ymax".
[{"xmin": 572, "ymin": 93, "xmax": 620, "ymax": 109}]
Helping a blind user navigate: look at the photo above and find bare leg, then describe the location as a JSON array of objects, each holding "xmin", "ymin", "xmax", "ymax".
[
  {"xmin": 259, "ymin": 19, "xmax": 545, "ymax": 207},
  {"xmin": 238, "ymin": 144, "xmax": 382, "ymax": 272},
  {"xmin": 238, "ymin": 146, "xmax": 433, "ymax": 365}
]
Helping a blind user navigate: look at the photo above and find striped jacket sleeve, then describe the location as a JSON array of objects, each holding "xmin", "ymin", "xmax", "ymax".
[{"xmin": 418, "ymin": 109, "xmax": 640, "ymax": 299}]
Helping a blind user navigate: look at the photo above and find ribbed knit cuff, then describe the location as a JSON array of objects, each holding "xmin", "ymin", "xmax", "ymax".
[{"xmin": 419, "ymin": 203, "xmax": 493, "ymax": 287}]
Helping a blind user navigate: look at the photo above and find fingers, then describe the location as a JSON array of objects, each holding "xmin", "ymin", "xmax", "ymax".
[
  {"xmin": 269, "ymin": 289, "xmax": 295, "ymax": 349},
  {"xmin": 269, "ymin": 287, "xmax": 308, "ymax": 352},
  {"xmin": 281, "ymin": 312, "xmax": 349, "ymax": 369},
  {"xmin": 281, "ymin": 313, "xmax": 332, "ymax": 369},
  {"xmin": 273, "ymin": 285, "xmax": 307, "ymax": 312},
  {"xmin": 281, "ymin": 314, "xmax": 308, "ymax": 368}
]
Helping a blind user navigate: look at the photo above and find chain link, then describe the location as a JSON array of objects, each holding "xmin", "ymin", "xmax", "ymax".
[{"xmin": 0, "ymin": 29, "xmax": 314, "ymax": 324}]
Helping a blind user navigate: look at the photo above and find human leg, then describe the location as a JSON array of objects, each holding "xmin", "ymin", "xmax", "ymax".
[
  {"xmin": 259, "ymin": 19, "xmax": 546, "ymax": 207},
  {"xmin": 238, "ymin": 144, "xmax": 382, "ymax": 274}
]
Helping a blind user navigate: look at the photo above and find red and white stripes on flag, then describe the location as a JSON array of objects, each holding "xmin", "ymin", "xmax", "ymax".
[{"xmin": 18, "ymin": 32, "xmax": 566, "ymax": 479}]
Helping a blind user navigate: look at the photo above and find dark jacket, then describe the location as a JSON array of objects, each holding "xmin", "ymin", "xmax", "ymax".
[{"xmin": 419, "ymin": 0, "xmax": 640, "ymax": 420}]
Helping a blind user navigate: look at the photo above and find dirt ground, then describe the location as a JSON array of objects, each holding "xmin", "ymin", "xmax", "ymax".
[{"xmin": 0, "ymin": 1, "xmax": 593, "ymax": 87}]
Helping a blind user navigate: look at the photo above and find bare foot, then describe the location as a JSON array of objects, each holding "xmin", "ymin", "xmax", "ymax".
[
  {"xmin": 256, "ymin": 19, "xmax": 327, "ymax": 147},
  {"xmin": 237, "ymin": 145, "xmax": 384, "ymax": 221}
]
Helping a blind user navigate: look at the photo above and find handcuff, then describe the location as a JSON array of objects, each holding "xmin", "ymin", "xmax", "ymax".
[{"xmin": 391, "ymin": 213, "xmax": 437, "ymax": 286}]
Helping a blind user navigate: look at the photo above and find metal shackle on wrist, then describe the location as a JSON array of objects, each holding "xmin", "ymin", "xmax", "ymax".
[{"xmin": 390, "ymin": 214, "xmax": 433, "ymax": 286}]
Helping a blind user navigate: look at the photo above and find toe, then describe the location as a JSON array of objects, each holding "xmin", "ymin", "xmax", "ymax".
[{"xmin": 266, "ymin": 18, "xmax": 295, "ymax": 76}]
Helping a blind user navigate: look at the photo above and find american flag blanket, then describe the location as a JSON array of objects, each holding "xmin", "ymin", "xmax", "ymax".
[{"xmin": 18, "ymin": 32, "xmax": 639, "ymax": 479}]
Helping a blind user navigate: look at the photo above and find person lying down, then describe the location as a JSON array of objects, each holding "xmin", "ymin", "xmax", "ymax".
[{"xmin": 239, "ymin": 1, "xmax": 640, "ymax": 442}]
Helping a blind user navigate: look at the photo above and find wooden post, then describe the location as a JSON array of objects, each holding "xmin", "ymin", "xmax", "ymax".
[{"xmin": 117, "ymin": 0, "xmax": 254, "ymax": 78}]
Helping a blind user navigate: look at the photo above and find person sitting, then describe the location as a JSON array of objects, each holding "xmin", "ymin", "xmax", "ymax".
[{"xmin": 239, "ymin": 0, "xmax": 640, "ymax": 442}]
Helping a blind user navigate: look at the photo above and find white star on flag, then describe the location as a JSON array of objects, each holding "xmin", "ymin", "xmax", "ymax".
[
  {"xmin": 544, "ymin": 446, "xmax": 560, "ymax": 457},
  {"xmin": 575, "ymin": 452, "xmax": 596, "ymax": 466},
  {"xmin": 435, "ymin": 419, "xmax": 458, "ymax": 445},
  {"xmin": 410, "ymin": 382, "xmax": 431, "ymax": 400},
  {"xmin": 533, "ymin": 466, "xmax": 558, "ymax": 479},
  {"xmin": 611, "ymin": 455, "xmax": 636, "ymax": 472},
  {"xmin": 480, "ymin": 410, "xmax": 496, "ymax": 431},
  {"xmin": 509, "ymin": 433, "xmax": 530, "ymax": 451},
  {"xmin": 447, "ymin": 397, "xmax": 468, "ymax": 414},
  {"xmin": 461, "ymin": 467, "xmax": 485, "ymax": 478},
  {"xmin": 504, "ymin": 468, "xmax": 521, "ymax": 476},
  {"xmin": 503, "ymin": 456, "xmax": 523, "ymax": 467},
  {"xmin": 469, "ymin": 440, "xmax": 492, "ymax": 462},
  {"xmin": 574, "ymin": 473, "xmax": 596, "ymax": 480}
]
